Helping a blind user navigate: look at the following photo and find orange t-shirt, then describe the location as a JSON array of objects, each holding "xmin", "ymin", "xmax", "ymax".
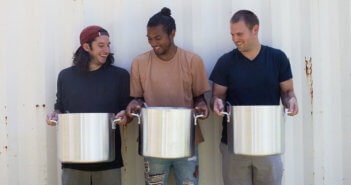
[{"xmin": 130, "ymin": 47, "xmax": 211, "ymax": 144}]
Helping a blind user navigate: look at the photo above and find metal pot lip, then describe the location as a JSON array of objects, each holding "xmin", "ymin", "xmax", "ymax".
[
  {"xmin": 141, "ymin": 107, "xmax": 192, "ymax": 110},
  {"xmin": 58, "ymin": 112, "xmax": 114, "ymax": 115},
  {"xmin": 233, "ymin": 153, "xmax": 283, "ymax": 156},
  {"xmin": 141, "ymin": 155, "xmax": 192, "ymax": 159},
  {"xmin": 231, "ymin": 105, "xmax": 281, "ymax": 107}
]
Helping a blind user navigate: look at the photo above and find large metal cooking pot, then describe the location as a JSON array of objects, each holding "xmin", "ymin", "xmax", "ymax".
[
  {"xmin": 131, "ymin": 107, "xmax": 204, "ymax": 159},
  {"xmin": 221, "ymin": 105, "xmax": 288, "ymax": 156},
  {"xmin": 51, "ymin": 113, "xmax": 121, "ymax": 163}
]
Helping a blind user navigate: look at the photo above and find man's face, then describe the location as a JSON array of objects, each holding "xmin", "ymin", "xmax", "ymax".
[
  {"xmin": 86, "ymin": 35, "xmax": 110, "ymax": 66},
  {"xmin": 147, "ymin": 25, "xmax": 174, "ymax": 56},
  {"xmin": 230, "ymin": 21, "xmax": 258, "ymax": 52}
]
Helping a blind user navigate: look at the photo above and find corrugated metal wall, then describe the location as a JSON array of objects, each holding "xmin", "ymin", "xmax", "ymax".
[{"xmin": 0, "ymin": 0, "xmax": 350, "ymax": 184}]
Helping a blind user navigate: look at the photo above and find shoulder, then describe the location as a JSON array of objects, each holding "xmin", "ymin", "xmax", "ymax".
[
  {"xmin": 178, "ymin": 48, "xmax": 204, "ymax": 67},
  {"xmin": 60, "ymin": 66, "xmax": 75, "ymax": 73},
  {"xmin": 262, "ymin": 45, "xmax": 287, "ymax": 59},
  {"xmin": 58, "ymin": 66, "xmax": 76, "ymax": 79},
  {"xmin": 180, "ymin": 48, "xmax": 201, "ymax": 59},
  {"xmin": 216, "ymin": 49, "xmax": 236, "ymax": 65},
  {"xmin": 132, "ymin": 51, "xmax": 152, "ymax": 64},
  {"xmin": 105, "ymin": 65, "xmax": 130, "ymax": 78}
]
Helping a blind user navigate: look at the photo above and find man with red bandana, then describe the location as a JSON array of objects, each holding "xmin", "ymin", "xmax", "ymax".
[{"xmin": 46, "ymin": 25, "xmax": 130, "ymax": 185}]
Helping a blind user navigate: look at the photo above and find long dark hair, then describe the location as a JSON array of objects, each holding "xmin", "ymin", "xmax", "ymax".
[{"xmin": 72, "ymin": 39, "xmax": 114, "ymax": 72}]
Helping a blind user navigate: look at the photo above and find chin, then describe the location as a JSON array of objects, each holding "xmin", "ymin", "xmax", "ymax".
[
  {"xmin": 154, "ymin": 50, "xmax": 161, "ymax": 55},
  {"xmin": 237, "ymin": 47, "xmax": 247, "ymax": 52},
  {"xmin": 154, "ymin": 48, "xmax": 166, "ymax": 55},
  {"xmin": 98, "ymin": 61, "xmax": 107, "ymax": 65}
]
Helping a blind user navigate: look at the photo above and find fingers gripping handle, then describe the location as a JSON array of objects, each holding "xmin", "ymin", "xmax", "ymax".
[
  {"xmin": 284, "ymin": 108, "xmax": 292, "ymax": 116},
  {"xmin": 220, "ymin": 112, "xmax": 230, "ymax": 123},
  {"xmin": 49, "ymin": 120, "xmax": 58, "ymax": 125},
  {"xmin": 112, "ymin": 118, "xmax": 122, "ymax": 129},
  {"xmin": 130, "ymin": 113, "xmax": 140, "ymax": 124}
]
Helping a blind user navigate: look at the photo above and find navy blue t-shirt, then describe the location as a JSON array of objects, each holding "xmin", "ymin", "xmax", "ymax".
[
  {"xmin": 209, "ymin": 45, "xmax": 292, "ymax": 144},
  {"xmin": 54, "ymin": 65, "xmax": 131, "ymax": 171}
]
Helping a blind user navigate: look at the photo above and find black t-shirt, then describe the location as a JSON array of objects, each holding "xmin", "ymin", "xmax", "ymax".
[
  {"xmin": 54, "ymin": 65, "xmax": 131, "ymax": 171},
  {"xmin": 209, "ymin": 45, "xmax": 292, "ymax": 144}
]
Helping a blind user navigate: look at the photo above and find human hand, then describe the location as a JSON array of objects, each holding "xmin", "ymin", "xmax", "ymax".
[
  {"xmin": 46, "ymin": 111, "xmax": 58, "ymax": 126},
  {"xmin": 213, "ymin": 97, "xmax": 225, "ymax": 117},
  {"xmin": 114, "ymin": 110, "xmax": 128, "ymax": 126}
]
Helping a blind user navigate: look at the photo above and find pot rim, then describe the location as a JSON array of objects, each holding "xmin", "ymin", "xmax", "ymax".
[{"xmin": 141, "ymin": 107, "xmax": 193, "ymax": 110}]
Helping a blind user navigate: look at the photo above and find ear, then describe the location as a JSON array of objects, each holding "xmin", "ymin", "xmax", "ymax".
[
  {"xmin": 82, "ymin": 43, "xmax": 91, "ymax": 52},
  {"xmin": 170, "ymin": 29, "xmax": 176, "ymax": 39},
  {"xmin": 252, "ymin": 25, "xmax": 259, "ymax": 36}
]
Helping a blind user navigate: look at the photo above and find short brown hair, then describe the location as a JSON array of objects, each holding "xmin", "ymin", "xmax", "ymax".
[{"xmin": 230, "ymin": 10, "xmax": 259, "ymax": 30}]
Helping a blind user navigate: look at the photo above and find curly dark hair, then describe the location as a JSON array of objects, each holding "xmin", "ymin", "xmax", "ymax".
[
  {"xmin": 147, "ymin": 7, "xmax": 176, "ymax": 35},
  {"xmin": 72, "ymin": 37, "xmax": 114, "ymax": 72}
]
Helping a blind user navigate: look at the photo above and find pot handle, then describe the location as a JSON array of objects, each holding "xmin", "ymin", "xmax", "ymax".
[
  {"xmin": 130, "ymin": 113, "xmax": 140, "ymax": 125},
  {"xmin": 194, "ymin": 114, "xmax": 205, "ymax": 126},
  {"xmin": 49, "ymin": 120, "xmax": 58, "ymax": 125},
  {"xmin": 220, "ymin": 112, "xmax": 230, "ymax": 123},
  {"xmin": 284, "ymin": 108, "xmax": 292, "ymax": 116},
  {"xmin": 112, "ymin": 118, "xmax": 122, "ymax": 129},
  {"xmin": 220, "ymin": 101, "xmax": 232, "ymax": 123}
]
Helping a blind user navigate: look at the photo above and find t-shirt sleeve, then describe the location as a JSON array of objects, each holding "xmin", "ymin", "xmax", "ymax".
[
  {"xmin": 54, "ymin": 71, "xmax": 64, "ymax": 112},
  {"xmin": 279, "ymin": 51, "xmax": 293, "ymax": 82},
  {"xmin": 119, "ymin": 70, "xmax": 132, "ymax": 110},
  {"xmin": 191, "ymin": 55, "xmax": 211, "ymax": 97},
  {"xmin": 130, "ymin": 57, "xmax": 144, "ymax": 98},
  {"xmin": 209, "ymin": 56, "xmax": 229, "ymax": 86}
]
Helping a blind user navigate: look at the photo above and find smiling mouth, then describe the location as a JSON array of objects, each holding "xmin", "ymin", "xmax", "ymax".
[{"xmin": 235, "ymin": 42, "xmax": 243, "ymax": 46}]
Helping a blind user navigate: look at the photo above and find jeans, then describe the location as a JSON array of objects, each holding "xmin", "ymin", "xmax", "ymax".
[{"xmin": 144, "ymin": 146, "xmax": 199, "ymax": 185}]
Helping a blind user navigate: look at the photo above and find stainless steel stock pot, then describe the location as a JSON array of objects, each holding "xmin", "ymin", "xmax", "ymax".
[
  {"xmin": 131, "ymin": 107, "xmax": 204, "ymax": 159},
  {"xmin": 221, "ymin": 105, "xmax": 288, "ymax": 156},
  {"xmin": 52, "ymin": 113, "xmax": 121, "ymax": 163}
]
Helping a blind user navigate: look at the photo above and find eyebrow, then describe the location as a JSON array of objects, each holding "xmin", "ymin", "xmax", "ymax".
[
  {"xmin": 97, "ymin": 42, "xmax": 110, "ymax": 44},
  {"xmin": 146, "ymin": 34, "xmax": 161, "ymax": 38}
]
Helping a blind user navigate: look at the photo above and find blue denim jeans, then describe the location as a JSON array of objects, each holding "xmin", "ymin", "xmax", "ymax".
[{"xmin": 144, "ymin": 146, "xmax": 199, "ymax": 185}]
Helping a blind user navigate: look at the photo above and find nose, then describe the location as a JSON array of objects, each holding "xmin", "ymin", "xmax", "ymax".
[
  {"xmin": 232, "ymin": 35, "xmax": 238, "ymax": 43},
  {"xmin": 104, "ymin": 46, "xmax": 110, "ymax": 53},
  {"xmin": 148, "ymin": 39, "xmax": 157, "ymax": 48}
]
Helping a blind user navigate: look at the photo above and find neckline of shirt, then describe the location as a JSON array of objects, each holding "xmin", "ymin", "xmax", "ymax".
[
  {"xmin": 236, "ymin": 45, "xmax": 265, "ymax": 63},
  {"xmin": 151, "ymin": 48, "xmax": 180, "ymax": 64}
]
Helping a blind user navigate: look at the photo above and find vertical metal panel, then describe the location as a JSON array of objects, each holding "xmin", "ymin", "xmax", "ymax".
[{"xmin": 0, "ymin": 0, "xmax": 350, "ymax": 185}]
